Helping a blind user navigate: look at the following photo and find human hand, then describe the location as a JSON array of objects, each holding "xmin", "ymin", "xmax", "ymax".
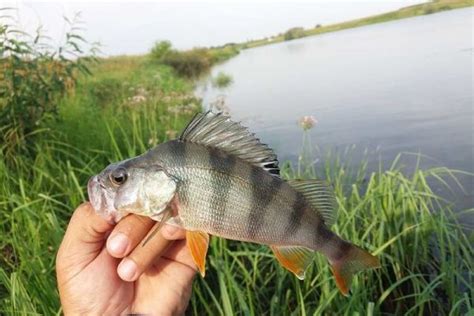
[{"xmin": 56, "ymin": 202, "xmax": 196, "ymax": 315}]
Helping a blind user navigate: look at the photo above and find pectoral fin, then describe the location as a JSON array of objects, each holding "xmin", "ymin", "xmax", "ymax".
[
  {"xmin": 271, "ymin": 245, "xmax": 314, "ymax": 280},
  {"xmin": 186, "ymin": 231, "xmax": 210, "ymax": 277},
  {"xmin": 142, "ymin": 209, "xmax": 173, "ymax": 247}
]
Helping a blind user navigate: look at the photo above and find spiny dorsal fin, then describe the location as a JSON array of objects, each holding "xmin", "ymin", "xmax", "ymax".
[
  {"xmin": 287, "ymin": 179, "xmax": 337, "ymax": 226},
  {"xmin": 180, "ymin": 111, "xmax": 279, "ymax": 176}
]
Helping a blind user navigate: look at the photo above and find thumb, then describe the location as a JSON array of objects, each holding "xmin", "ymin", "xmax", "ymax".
[{"xmin": 56, "ymin": 202, "xmax": 114, "ymax": 275}]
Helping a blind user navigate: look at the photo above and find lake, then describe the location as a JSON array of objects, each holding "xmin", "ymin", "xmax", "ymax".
[{"xmin": 200, "ymin": 8, "xmax": 473, "ymax": 223}]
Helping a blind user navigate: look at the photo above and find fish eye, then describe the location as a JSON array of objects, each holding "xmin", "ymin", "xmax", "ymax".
[{"xmin": 110, "ymin": 168, "xmax": 128, "ymax": 186}]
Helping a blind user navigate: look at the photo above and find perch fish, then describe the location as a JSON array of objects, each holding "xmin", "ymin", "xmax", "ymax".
[{"xmin": 87, "ymin": 111, "xmax": 380, "ymax": 295}]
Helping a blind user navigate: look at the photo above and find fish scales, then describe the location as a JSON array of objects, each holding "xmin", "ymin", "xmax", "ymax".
[{"xmin": 153, "ymin": 140, "xmax": 322, "ymax": 247}]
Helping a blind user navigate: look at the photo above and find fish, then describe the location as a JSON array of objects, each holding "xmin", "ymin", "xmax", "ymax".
[{"xmin": 87, "ymin": 111, "xmax": 380, "ymax": 295}]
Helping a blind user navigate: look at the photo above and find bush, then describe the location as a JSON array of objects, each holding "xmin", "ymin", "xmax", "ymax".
[
  {"xmin": 0, "ymin": 11, "xmax": 96, "ymax": 161},
  {"xmin": 150, "ymin": 40, "xmax": 172, "ymax": 60},
  {"xmin": 284, "ymin": 27, "xmax": 306, "ymax": 41},
  {"xmin": 161, "ymin": 48, "xmax": 212, "ymax": 78},
  {"xmin": 150, "ymin": 41, "xmax": 239, "ymax": 79}
]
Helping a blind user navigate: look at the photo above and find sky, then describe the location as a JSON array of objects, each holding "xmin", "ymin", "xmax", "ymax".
[{"xmin": 3, "ymin": 0, "xmax": 427, "ymax": 56}]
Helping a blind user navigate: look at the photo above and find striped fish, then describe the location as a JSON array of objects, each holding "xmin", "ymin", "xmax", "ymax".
[{"xmin": 88, "ymin": 111, "xmax": 380, "ymax": 295}]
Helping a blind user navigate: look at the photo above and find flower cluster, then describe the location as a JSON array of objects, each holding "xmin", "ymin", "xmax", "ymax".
[
  {"xmin": 299, "ymin": 115, "xmax": 317, "ymax": 130},
  {"xmin": 127, "ymin": 86, "xmax": 148, "ymax": 105}
]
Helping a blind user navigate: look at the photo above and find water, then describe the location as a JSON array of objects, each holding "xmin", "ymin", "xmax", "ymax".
[{"xmin": 200, "ymin": 8, "xmax": 473, "ymax": 221}]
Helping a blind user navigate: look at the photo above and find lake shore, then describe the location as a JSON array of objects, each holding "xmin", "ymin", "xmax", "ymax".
[{"xmin": 237, "ymin": 0, "xmax": 472, "ymax": 50}]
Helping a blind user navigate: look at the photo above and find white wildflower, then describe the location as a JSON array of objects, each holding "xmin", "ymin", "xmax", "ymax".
[{"xmin": 299, "ymin": 115, "xmax": 318, "ymax": 130}]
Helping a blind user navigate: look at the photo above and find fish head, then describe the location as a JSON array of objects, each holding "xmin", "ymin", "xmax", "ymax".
[{"xmin": 88, "ymin": 159, "xmax": 177, "ymax": 223}]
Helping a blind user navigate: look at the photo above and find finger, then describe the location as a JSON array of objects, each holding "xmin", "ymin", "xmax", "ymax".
[
  {"xmin": 161, "ymin": 224, "xmax": 187, "ymax": 240},
  {"xmin": 156, "ymin": 239, "xmax": 196, "ymax": 271},
  {"xmin": 117, "ymin": 222, "xmax": 174, "ymax": 281},
  {"xmin": 57, "ymin": 202, "xmax": 113, "ymax": 271},
  {"xmin": 106, "ymin": 214, "xmax": 155, "ymax": 258},
  {"xmin": 57, "ymin": 202, "xmax": 113, "ymax": 257}
]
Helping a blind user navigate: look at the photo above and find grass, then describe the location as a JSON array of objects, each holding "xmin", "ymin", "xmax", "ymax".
[
  {"xmin": 240, "ymin": 0, "xmax": 473, "ymax": 49},
  {"xmin": 55, "ymin": 55, "xmax": 200, "ymax": 154}
]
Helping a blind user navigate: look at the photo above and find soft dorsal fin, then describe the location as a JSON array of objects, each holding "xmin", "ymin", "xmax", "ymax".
[
  {"xmin": 287, "ymin": 179, "xmax": 337, "ymax": 226},
  {"xmin": 180, "ymin": 111, "xmax": 279, "ymax": 176}
]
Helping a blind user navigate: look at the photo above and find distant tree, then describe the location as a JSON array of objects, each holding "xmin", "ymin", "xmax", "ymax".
[
  {"xmin": 222, "ymin": 42, "xmax": 237, "ymax": 47},
  {"xmin": 315, "ymin": 24, "xmax": 322, "ymax": 28},
  {"xmin": 283, "ymin": 27, "xmax": 305, "ymax": 41}
]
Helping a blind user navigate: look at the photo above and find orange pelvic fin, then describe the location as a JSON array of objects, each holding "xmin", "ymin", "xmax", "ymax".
[
  {"xmin": 186, "ymin": 230, "xmax": 210, "ymax": 277},
  {"xmin": 270, "ymin": 245, "xmax": 314, "ymax": 279},
  {"xmin": 330, "ymin": 245, "xmax": 380, "ymax": 296}
]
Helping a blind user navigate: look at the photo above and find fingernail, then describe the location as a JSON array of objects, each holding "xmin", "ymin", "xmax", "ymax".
[
  {"xmin": 108, "ymin": 233, "xmax": 129, "ymax": 256},
  {"xmin": 118, "ymin": 258, "xmax": 138, "ymax": 281}
]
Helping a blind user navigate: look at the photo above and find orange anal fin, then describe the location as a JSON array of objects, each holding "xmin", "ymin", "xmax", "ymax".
[
  {"xmin": 270, "ymin": 245, "xmax": 314, "ymax": 280},
  {"xmin": 330, "ymin": 245, "xmax": 380, "ymax": 296},
  {"xmin": 186, "ymin": 231, "xmax": 210, "ymax": 277}
]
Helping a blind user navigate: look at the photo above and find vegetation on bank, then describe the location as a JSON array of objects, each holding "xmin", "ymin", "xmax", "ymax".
[
  {"xmin": 150, "ymin": 40, "xmax": 239, "ymax": 78},
  {"xmin": 283, "ymin": 27, "xmax": 306, "ymax": 41},
  {"xmin": 0, "ymin": 5, "xmax": 473, "ymax": 316},
  {"xmin": 240, "ymin": 0, "xmax": 473, "ymax": 49}
]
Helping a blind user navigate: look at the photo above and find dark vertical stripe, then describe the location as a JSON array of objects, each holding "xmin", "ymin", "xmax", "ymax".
[
  {"xmin": 161, "ymin": 141, "xmax": 188, "ymax": 205},
  {"xmin": 208, "ymin": 148, "xmax": 236, "ymax": 233},
  {"xmin": 168, "ymin": 140, "xmax": 187, "ymax": 166},
  {"xmin": 247, "ymin": 169, "xmax": 282, "ymax": 239},
  {"xmin": 283, "ymin": 193, "xmax": 306, "ymax": 238},
  {"xmin": 314, "ymin": 220, "xmax": 333, "ymax": 248}
]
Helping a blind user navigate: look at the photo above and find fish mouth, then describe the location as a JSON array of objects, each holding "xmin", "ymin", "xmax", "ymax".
[{"xmin": 87, "ymin": 176, "xmax": 125, "ymax": 224}]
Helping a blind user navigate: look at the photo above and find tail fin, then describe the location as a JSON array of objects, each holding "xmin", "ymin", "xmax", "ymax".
[{"xmin": 330, "ymin": 245, "xmax": 380, "ymax": 296}]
